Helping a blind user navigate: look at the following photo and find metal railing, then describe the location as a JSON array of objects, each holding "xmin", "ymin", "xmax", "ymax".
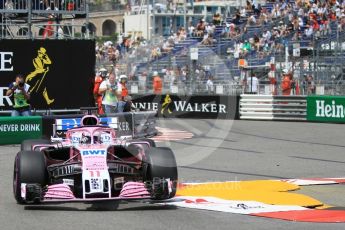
[
  {"xmin": 0, "ymin": 0, "xmax": 87, "ymax": 13},
  {"xmin": 1, "ymin": 0, "xmax": 89, "ymax": 39}
]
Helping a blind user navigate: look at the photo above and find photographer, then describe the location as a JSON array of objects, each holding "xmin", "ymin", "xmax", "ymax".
[
  {"xmin": 6, "ymin": 74, "xmax": 31, "ymax": 116},
  {"xmin": 98, "ymin": 73, "xmax": 121, "ymax": 114}
]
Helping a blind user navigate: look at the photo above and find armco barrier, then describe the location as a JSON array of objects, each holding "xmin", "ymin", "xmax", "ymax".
[
  {"xmin": 307, "ymin": 95, "xmax": 345, "ymax": 123},
  {"xmin": 132, "ymin": 94, "xmax": 239, "ymax": 120},
  {"xmin": 43, "ymin": 111, "xmax": 158, "ymax": 139},
  {"xmin": 0, "ymin": 116, "xmax": 42, "ymax": 145},
  {"xmin": 240, "ymin": 94, "xmax": 307, "ymax": 120},
  {"xmin": 0, "ymin": 111, "xmax": 157, "ymax": 145}
]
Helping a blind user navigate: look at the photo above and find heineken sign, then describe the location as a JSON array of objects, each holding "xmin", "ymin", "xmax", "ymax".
[
  {"xmin": 0, "ymin": 116, "xmax": 42, "ymax": 145},
  {"xmin": 307, "ymin": 95, "xmax": 345, "ymax": 122}
]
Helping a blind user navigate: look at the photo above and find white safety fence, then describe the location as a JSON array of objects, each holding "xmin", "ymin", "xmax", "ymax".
[{"xmin": 240, "ymin": 94, "xmax": 307, "ymax": 121}]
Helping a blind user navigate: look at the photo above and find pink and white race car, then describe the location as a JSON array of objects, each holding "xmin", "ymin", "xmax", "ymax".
[{"xmin": 13, "ymin": 115, "xmax": 177, "ymax": 204}]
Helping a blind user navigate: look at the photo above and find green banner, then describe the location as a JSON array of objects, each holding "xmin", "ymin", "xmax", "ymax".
[
  {"xmin": 0, "ymin": 116, "xmax": 42, "ymax": 145},
  {"xmin": 307, "ymin": 95, "xmax": 345, "ymax": 123}
]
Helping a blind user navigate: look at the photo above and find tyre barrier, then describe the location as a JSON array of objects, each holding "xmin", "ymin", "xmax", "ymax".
[
  {"xmin": 0, "ymin": 111, "xmax": 158, "ymax": 145},
  {"xmin": 240, "ymin": 94, "xmax": 307, "ymax": 121}
]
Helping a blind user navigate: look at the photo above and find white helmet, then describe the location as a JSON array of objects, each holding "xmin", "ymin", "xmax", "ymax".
[{"xmin": 120, "ymin": 75, "xmax": 128, "ymax": 79}]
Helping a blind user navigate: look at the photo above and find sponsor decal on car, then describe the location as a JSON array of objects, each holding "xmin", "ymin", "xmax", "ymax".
[{"xmin": 82, "ymin": 149, "xmax": 106, "ymax": 156}]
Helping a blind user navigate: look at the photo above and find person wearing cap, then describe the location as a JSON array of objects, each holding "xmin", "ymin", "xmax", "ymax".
[
  {"xmin": 281, "ymin": 69, "xmax": 292, "ymax": 96},
  {"xmin": 196, "ymin": 18, "xmax": 206, "ymax": 37},
  {"xmin": 117, "ymin": 75, "xmax": 129, "ymax": 113},
  {"xmin": 93, "ymin": 68, "xmax": 107, "ymax": 115},
  {"xmin": 6, "ymin": 74, "xmax": 31, "ymax": 116},
  {"xmin": 152, "ymin": 71, "xmax": 163, "ymax": 94}
]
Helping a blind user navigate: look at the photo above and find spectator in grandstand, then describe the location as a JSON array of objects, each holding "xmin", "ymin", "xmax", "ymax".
[
  {"xmin": 206, "ymin": 23, "xmax": 215, "ymax": 36},
  {"xmin": 339, "ymin": 15, "xmax": 345, "ymax": 31},
  {"xmin": 247, "ymin": 14, "xmax": 257, "ymax": 25},
  {"xmin": 271, "ymin": 4, "xmax": 281, "ymax": 19},
  {"xmin": 151, "ymin": 46, "xmax": 161, "ymax": 61},
  {"xmin": 188, "ymin": 23, "xmax": 195, "ymax": 37},
  {"xmin": 246, "ymin": 0, "xmax": 253, "ymax": 12},
  {"xmin": 201, "ymin": 33, "xmax": 215, "ymax": 45},
  {"xmin": 253, "ymin": 3, "xmax": 262, "ymax": 16},
  {"xmin": 233, "ymin": 10, "xmax": 241, "ymax": 25},
  {"xmin": 108, "ymin": 45, "xmax": 117, "ymax": 64},
  {"xmin": 152, "ymin": 71, "xmax": 163, "ymax": 94},
  {"xmin": 221, "ymin": 23, "xmax": 231, "ymax": 38},
  {"xmin": 213, "ymin": 12, "xmax": 222, "ymax": 25},
  {"xmin": 242, "ymin": 40, "xmax": 252, "ymax": 56},
  {"xmin": 262, "ymin": 29, "xmax": 271, "ymax": 42},
  {"xmin": 196, "ymin": 18, "xmax": 206, "ymax": 37},
  {"xmin": 281, "ymin": 69, "xmax": 292, "ymax": 96},
  {"xmin": 162, "ymin": 39, "xmax": 174, "ymax": 53},
  {"xmin": 6, "ymin": 74, "xmax": 31, "ymax": 116},
  {"xmin": 98, "ymin": 73, "xmax": 121, "ymax": 114},
  {"xmin": 258, "ymin": 9, "xmax": 269, "ymax": 25},
  {"xmin": 178, "ymin": 27, "xmax": 187, "ymax": 40}
]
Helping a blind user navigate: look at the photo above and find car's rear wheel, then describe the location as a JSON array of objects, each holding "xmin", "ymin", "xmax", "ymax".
[
  {"xmin": 21, "ymin": 139, "xmax": 51, "ymax": 151},
  {"xmin": 13, "ymin": 151, "xmax": 48, "ymax": 204},
  {"xmin": 144, "ymin": 147, "xmax": 178, "ymax": 200}
]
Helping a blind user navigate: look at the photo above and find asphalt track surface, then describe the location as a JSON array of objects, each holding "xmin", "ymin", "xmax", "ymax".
[{"xmin": 1, "ymin": 119, "xmax": 345, "ymax": 230}]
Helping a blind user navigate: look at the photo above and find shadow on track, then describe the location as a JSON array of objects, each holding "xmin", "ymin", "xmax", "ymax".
[{"xmin": 24, "ymin": 202, "xmax": 178, "ymax": 212}]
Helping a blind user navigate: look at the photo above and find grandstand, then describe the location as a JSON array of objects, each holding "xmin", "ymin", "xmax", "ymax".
[{"xmin": 102, "ymin": 0, "xmax": 345, "ymax": 95}]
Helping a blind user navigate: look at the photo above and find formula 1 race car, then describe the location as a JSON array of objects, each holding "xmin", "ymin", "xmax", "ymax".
[{"xmin": 13, "ymin": 115, "xmax": 178, "ymax": 204}]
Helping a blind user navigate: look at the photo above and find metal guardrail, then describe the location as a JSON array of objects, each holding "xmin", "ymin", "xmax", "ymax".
[
  {"xmin": 0, "ymin": 109, "xmax": 81, "ymax": 116},
  {"xmin": 240, "ymin": 94, "xmax": 307, "ymax": 121}
]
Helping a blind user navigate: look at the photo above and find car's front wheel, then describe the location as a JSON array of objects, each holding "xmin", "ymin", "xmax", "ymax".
[
  {"xmin": 144, "ymin": 147, "xmax": 178, "ymax": 200},
  {"xmin": 13, "ymin": 151, "xmax": 47, "ymax": 204}
]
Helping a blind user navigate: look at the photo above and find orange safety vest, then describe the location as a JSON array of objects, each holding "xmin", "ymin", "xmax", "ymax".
[
  {"xmin": 93, "ymin": 75, "xmax": 104, "ymax": 115},
  {"xmin": 281, "ymin": 76, "xmax": 291, "ymax": 96},
  {"xmin": 153, "ymin": 76, "xmax": 162, "ymax": 94},
  {"xmin": 120, "ymin": 82, "xmax": 129, "ymax": 97}
]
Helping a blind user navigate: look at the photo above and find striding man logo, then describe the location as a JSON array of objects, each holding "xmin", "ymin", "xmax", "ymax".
[
  {"xmin": 161, "ymin": 94, "xmax": 173, "ymax": 115},
  {"xmin": 25, "ymin": 47, "xmax": 54, "ymax": 105}
]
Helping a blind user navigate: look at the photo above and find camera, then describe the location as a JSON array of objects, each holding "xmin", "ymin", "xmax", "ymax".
[{"xmin": 18, "ymin": 82, "xmax": 24, "ymax": 88}]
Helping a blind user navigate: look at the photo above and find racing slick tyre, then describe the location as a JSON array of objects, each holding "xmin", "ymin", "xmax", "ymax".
[
  {"xmin": 144, "ymin": 147, "xmax": 178, "ymax": 200},
  {"xmin": 13, "ymin": 151, "xmax": 47, "ymax": 204},
  {"xmin": 21, "ymin": 139, "xmax": 51, "ymax": 151}
]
